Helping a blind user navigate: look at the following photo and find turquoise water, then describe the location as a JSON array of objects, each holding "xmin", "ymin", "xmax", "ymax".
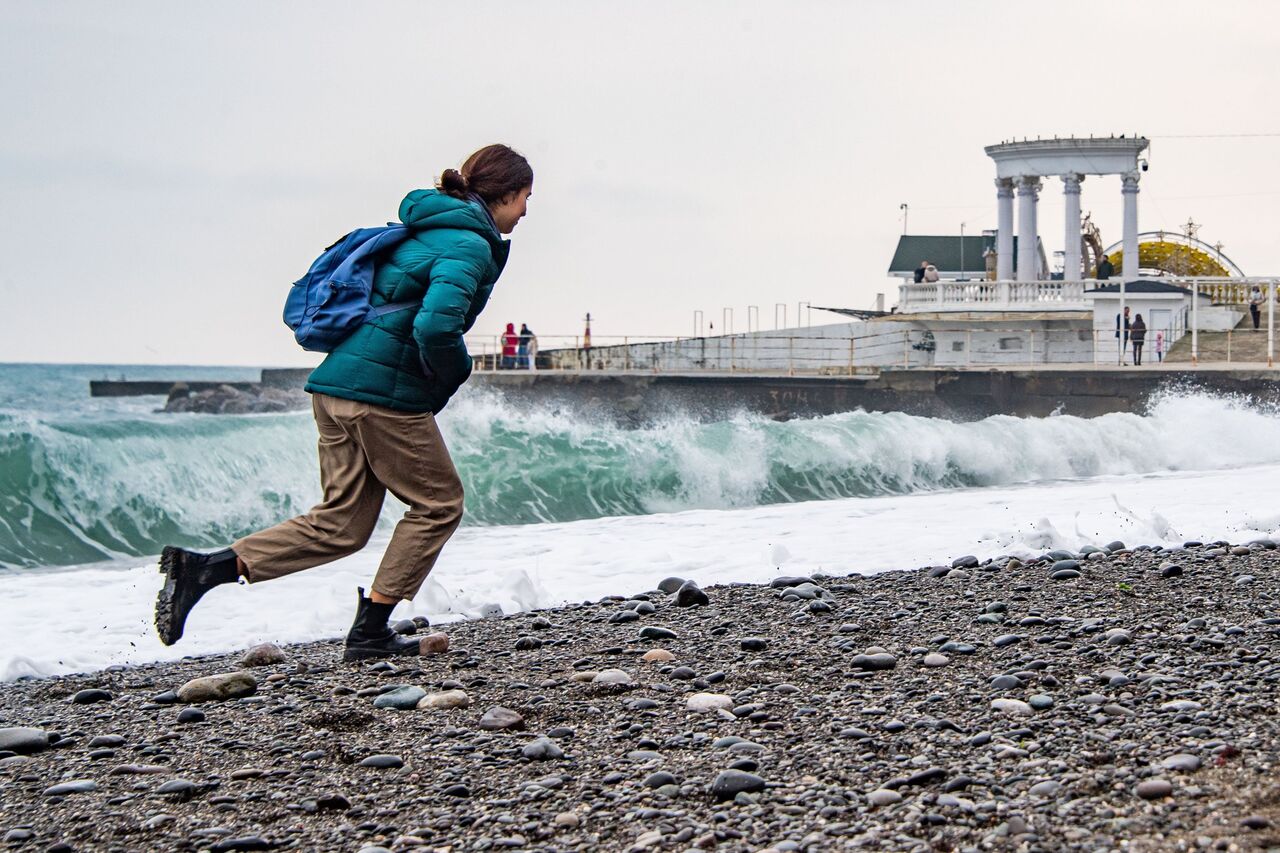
[{"xmin": 2, "ymin": 363, "xmax": 1277, "ymax": 571}]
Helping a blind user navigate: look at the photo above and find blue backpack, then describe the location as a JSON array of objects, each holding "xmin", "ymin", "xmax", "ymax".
[{"xmin": 283, "ymin": 224, "xmax": 418, "ymax": 352}]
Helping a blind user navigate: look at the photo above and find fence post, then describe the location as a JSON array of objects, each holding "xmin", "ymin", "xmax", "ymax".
[
  {"xmin": 624, "ymin": 337, "xmax": 630, "ymax": 371},
  {"xmin": 788, "ymin": 337, "xmax": 794, "ymax": 376},
  {"xmin": 903, "ymin": 332, "xmax": 909, "ymax": 368},
  {"xmin": 1227, "ymin": 329, "xmax": 1232, "ymax": 364},
  {"xmin": 847, "ymin": 337, "xmax": 854, "ymax": 375},
  {"xmin": 1270, "ymin": 281, "xmax": 1276, "ymax": 368},
  {"xmin": 730, "ymin": 336, "xmax": 736, "ymax": 373},
  {"xmin": 966, "ymin": 329, "xmax": 972, "ymax": 367},
  {"xmin": 1029, "ymin": 329, "xmax": 1035, "ymax": 367}
]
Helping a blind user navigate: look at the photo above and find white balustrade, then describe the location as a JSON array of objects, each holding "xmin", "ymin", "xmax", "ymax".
[{"xmin": 898, "ymin": 280, "xmax": 1090, "ymax": 313}]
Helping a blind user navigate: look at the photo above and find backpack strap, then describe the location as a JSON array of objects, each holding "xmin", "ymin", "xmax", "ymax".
[{"xmin": 366, "ymin": 300, "xmax": 418, "ymax": 321}]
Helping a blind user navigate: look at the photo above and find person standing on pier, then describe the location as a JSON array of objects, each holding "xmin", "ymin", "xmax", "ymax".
[
  {"xmin": 1250, "ymin": 286, "xmax": 1263, "ymax": 331},
  {"xmin": 154, "ymin": 144, "xmax": 534, "ymax": 660},
  {"xmin": 501, "ymin": 323, "xmax": 519, "ymax": 369},
  {"xmin": 519, "ymin": 323, "xmax": 536, "ymax": 370},
  {"xmin": 1096, "ymin": 255, "xmax": 1114, "ymax": 280},
  {"xmin": 1131, "ymin": 314, "xmax": 1147, "ymax": 366},
  {"xmin": 1116, "ymin": 306, "xmax": 1131, "ymax": 364}
]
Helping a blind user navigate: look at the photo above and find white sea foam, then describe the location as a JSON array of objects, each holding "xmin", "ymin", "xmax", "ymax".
[
  {"xmin": 8, "ymin": 389, "xmax": 1280, "ymax": 569},
  {"xmin": 3, "ymin": 461, "xmax": 1277, "ymax": 681}
]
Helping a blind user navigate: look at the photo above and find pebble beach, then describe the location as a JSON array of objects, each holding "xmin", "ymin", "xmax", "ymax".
[{"xmin": 2, "ymin": 541, "xmax": 1279, "ymax": 852}]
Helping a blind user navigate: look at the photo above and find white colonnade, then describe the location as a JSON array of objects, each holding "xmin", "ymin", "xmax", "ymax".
[{"xmin": 985, "ymin": 137, "xmax": 1149, "ymax": 282}]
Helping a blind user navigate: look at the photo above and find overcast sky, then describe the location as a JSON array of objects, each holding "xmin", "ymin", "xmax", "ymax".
[{"xmin": 2, "ymin": 0, "xmax": 1278, "ymax": 366}]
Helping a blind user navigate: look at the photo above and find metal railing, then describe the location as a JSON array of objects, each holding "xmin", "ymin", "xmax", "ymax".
[
  {"xmin": 897, "ymin": 276, "xmax": 1279, "ymax": 315},
  {"xmin": 465, "ymin": 323, "xmax": 1278, "ymax": 374}
]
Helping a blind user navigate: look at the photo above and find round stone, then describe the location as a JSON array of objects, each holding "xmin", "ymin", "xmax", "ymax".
[
  {"xmin": 643, "ymin": 771, "xmax": 677, "ymax": 788},
  {"xmin": 922, "ymin": 653, "xmax": 949, "ymax": 667},
  {"xmin": 1135, "ymin": 778, "xmax": 1173, "ymax": 800},
  {"xmin": 849, "ymin": 653, "xmax": 897, "ymax": 671},
  {"xmin": 990, "ymin": 698, "xmax": 1033, "ymax": 716},
  {"xmin": 521, "ymin": 737, "xmax": 564, "ymax": 761},
  {"xmin": 686, "ymin": 693, "xmax": 734, "ymax": 713},
  {"xmin": 417, "ymin": 689, "xmax": 470, "ymax": 710},
  {"xmin": 44, "ymin": 780, "xmax": 98, "ymax": 796},
  {"xmin": 710, "ymin": 770, "xmax": 765, "ymax": 801},
  {"xmin": 479, "ymin": 707, "xmax": 526, "ymax": 731},
  {"xmin": 418, "ymin": 633, "xmax": 449, "ymax": 654},
  {"xmin": 239, "ymin": 642, "xmax": 286, "ymax": 667},
  {"xmin": 866, "ymin": 789, "xmax": 902, "ymax": 807},
  {"xmin": 1029, "ymin": 780, "xmax": 1061, "ymax": 798},
  {"xmin": 176, "ymin": 671, "xmax": 257, "ymax": 703},
  {"xmin": 1161, "ymin": 753, "xmax": 1201, "ymax": 772},
  {"xmin": 372, "ymin": 685, "xmax": 427, "ymax": 710},
  {"xmin": 592, "ymin": 669, "xmax": 632, "ymax": 685},
  {"xmin": 358, "ymin": 754, "xmax": 404, "ymax": 769},
  {"xmin": 0, "ymin": 727, "xmax": 50, "ymax": 755},
  {"xmin": 70, "ymin": 689, "xmax": 112, "ymax": 705},
  {"xmin": 674, "ymin": 581, "xmax": 710, "ymax": 607},
  {"xmin": 641, "ymin": 649, "xmax": 675, "ymax": 663},
  {"xmin": 176, "ymin": 708, "xmax": 206, "ymax": 724}
]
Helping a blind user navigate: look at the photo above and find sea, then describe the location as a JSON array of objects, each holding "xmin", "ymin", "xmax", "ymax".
[{"xmin": 3, "ymin": 362, "xmax": 1280, "ymax": 681}]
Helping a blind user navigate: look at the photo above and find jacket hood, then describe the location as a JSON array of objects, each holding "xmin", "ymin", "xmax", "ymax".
[{"xmin": 398, "ymin": 189, "xmax": 510, "ymax": 263}]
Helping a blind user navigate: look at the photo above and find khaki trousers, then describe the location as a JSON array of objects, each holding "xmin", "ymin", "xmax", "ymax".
[{"xmin": 233, "ymin": 393, "xmax": 464, "ymax": 600}]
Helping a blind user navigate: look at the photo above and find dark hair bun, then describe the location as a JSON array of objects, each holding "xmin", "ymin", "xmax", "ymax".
[{"xmin": 439, "ymin": 168, "xmax": 470, "ymax": 199}]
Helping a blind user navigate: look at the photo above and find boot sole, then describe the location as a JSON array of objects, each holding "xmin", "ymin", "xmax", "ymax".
[
  {"xmin": 342, "ymin": 644, "xmax": 422, "ymax": 662},
  {"xmin": 155, "ymin": 546, "xmax": 184, "ymax": 646}
]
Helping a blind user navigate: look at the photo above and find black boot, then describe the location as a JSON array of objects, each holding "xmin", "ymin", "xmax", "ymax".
[
  {"xmin": 155, "ymin": 546, "xmax": 241, "ymax": 646},
  {"xmin": 343, "ymin": 588, "xmax": 421, "ymax": 661}
]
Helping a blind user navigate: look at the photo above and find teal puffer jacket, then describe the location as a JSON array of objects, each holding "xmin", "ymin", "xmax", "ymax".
[{"xmin": 305, "ymin": 190, "xmax": 510, "ymax": 413}]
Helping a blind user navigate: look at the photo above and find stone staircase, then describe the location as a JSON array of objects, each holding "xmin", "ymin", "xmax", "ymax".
[{"xmin": 1165, "ymin": 313, "xmax": 1272, "ymax": 363}]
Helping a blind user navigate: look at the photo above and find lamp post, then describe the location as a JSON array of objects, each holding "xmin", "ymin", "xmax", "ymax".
[
  {"xmin": 959, "ymin": 222, "xmax": 966, "ymax": 280},
  {"xmin": 900, "ymin": 203, "xmax": 909, "ymax": 235}
]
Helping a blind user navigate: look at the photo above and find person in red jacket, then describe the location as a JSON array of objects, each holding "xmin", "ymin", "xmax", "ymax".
[{"xmin": 501, "ymin": 322, "xmax": 518, "ymax": 369}]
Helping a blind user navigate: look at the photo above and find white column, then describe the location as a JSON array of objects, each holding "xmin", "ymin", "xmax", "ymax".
[
  {"xmin": 1121, "ymin": 172, "xmax": 1140, "ymax": 278},
  {"xmin": 1062, "ymin": 173, "xmax": 1083, "ymax": 280},
  {"xmin": 995, "ymin": 178, "xmax": 1014, "ymax": 281},
  {"xmin": 1016, "ymin": 176, "xmax": 1042, "ymax": 282}
]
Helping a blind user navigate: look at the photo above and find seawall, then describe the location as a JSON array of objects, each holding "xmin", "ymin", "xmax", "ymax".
[
  {"xmin": 90, "ymin": 368, "xmax": 1280, "ymax": 422},
  {"xmin": 470, "ymin": 369, "xmax": 1280, "ymax": 421}
]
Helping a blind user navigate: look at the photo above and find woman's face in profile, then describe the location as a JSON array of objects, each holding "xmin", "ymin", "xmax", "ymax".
[{"xmin": 491, "ymin": 186, "xmax": 533, "ymax": 235}]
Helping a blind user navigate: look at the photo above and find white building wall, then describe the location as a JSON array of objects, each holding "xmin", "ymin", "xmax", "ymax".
[
  {"xmin": 927, "ymin": 323, "xmax": 1094, "ymax": 366},
  {"xmin": 544, "ymin": 321, "xmax": 934, "ymax": 371}
]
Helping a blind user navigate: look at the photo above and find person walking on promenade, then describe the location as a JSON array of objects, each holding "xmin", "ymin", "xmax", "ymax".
[
  {"xmin": 914, "ymin": 261, "xmax": 928, "ymax": 284},
  {"xmin": 501, "ymin": 323, "xmax": 518, "ymax": 369},
  {"xmin": 155, "ymin": 144, "xmax": 533, "ymax": 660},
  {"xmin": 1155, "ymin": 329, "xmax": 1164, "ymax": 363},
  {"xmin": 1131, "ymin": 313, "xmax": 1147, "ymax": 366},
  {"xmin": 1250, "ymin": 286, "xmax": 1263, "ymax": 331}
]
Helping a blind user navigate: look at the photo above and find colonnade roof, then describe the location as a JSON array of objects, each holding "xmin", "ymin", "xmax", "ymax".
[{"xmin": 985, "ymin": 137, "xmax": 1149, "ymax": 179}]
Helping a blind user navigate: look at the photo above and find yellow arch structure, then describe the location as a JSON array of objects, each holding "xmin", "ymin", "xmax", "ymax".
[{"xmin": 1103, "ymin": 232, "xmax": 1243, "ymax": 277}]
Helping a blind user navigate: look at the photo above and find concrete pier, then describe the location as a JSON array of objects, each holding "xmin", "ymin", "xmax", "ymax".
[{"xmin": 90, "ymin": 367, "xmax": 1280, "ymax": 423}]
